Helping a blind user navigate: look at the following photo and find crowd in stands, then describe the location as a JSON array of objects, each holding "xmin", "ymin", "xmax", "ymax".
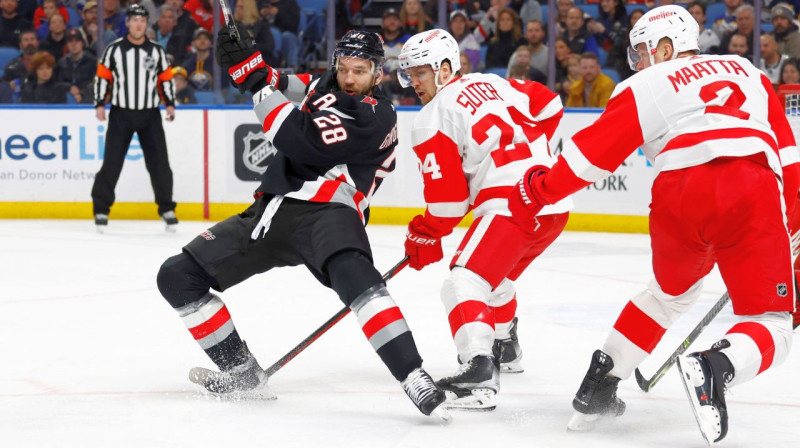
[
  {"xmin": 376, "ymin": 0, "xmax": 800, "ymax": 106},
  {"xmin": 0, "ymin": 0, "xmax": 301, "ymax": 103},
  {"xmin": 5, "ymin": 0, "xmax": 800, "ymax": 105}
]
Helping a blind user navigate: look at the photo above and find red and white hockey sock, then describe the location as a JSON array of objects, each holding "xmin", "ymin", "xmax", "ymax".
[
  {"xmin": 604, "ymin": 300, "xmax": 667, "ymax": 379},
  {"xmin": 350, "ymin": 285, "xmax": 421, "ymax": 381},
  {"xmin": 489, "ymin": 279, "xmax": 517, "ymax": 340},
  {"xmin": 177, "ymin": 293, "xmax": 245, "ymax": 370},
  {"xmin": 442, "ymin": 267, "xmax": 495, "ymax": 361},
  {"xmin": 604, "ymin": 280, "xmax": 702, "ymax": 378},
  {"xmin": 718, "ymin": 312, "xmax": 792, "ymax": 387}
]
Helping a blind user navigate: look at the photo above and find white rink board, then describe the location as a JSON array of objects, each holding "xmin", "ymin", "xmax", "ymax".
[{"xmin": 0, "ymin": 106, "xmax": 654, "ymax": 216}]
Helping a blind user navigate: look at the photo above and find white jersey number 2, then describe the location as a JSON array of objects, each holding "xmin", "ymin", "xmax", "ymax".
[{"xmin": 472, "ymin": 105, "xmax": 543, "ymax": 167}]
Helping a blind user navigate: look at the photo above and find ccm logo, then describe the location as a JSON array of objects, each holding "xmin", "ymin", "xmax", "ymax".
[
  {"xmin": 407, "ymin": 234, "xmax": 437, "ymax": 245},
  {"xmin": 231, "ymin": 54, "xmax": 263, "ymax": 81}
]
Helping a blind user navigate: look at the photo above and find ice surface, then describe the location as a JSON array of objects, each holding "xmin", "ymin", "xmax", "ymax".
[{"xmin": 1, "ymin": 220, "xmax": 797, "ymax": 447}]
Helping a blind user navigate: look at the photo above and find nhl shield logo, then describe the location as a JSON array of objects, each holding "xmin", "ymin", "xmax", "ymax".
[
  {"xmin": 777, "ymin": 283, "xmax": 788, "ymax": 297},
  {"xmin": 143, "ymin": 55, "xmax": 157, "ymax": 73},
  {"xmin": 242, "ymin": 131, "xmax": 275, "ymax": 175}
]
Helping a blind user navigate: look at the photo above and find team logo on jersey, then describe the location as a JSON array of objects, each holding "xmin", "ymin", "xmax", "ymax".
[
  {"xmin": 201, "ymin": 230, "xmax": 216, "ymax": 241},
  {"xmin": 777, "ymin": 283, "xmax": 788, "ymax": 297},
  {"xmin": 233, "ymin": 124, "xmax": 277, "ymax": 181},
  {"xmin": 143, "ymin": 55, "xmax": 157, "ymax": 72}
]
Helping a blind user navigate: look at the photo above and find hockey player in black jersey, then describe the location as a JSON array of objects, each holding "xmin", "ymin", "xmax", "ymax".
[{"xmin": 156, "ymin": 30, "xmax": 448, "ymax": 419}]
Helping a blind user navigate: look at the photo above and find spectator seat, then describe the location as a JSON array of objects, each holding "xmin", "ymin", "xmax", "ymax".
[
  {"xmin": 705, "ymin": 3, "xmax": 727, "ymax": 29},
  {"xmin": 485, "ymin": 67, "xmax": 507, "ymax": 78},
  {"xmin": 0, "ymin": 47, "xmax": 19, "ymax": 71},
  {"xmin": 195, "ymin": 91, "xmax": 215, "ymax": 104},
  {"xmin": 601, "ymin": 67, "xmax": 620, "ymax": 84},
  {"xmin": 577, "ymin": 4, "xmax": 599, "ymax": 20}
]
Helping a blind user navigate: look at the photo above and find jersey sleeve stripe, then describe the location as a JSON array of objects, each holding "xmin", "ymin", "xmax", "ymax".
[
  {"xmin": 96, "ymin": 63, "xmax": 113, "ymax": 81},
  {"xmin": 427, "ymin": 200, "xmax": 470, "ymax": 218},
  {"xmin": 561, "ymin": 138, "xmax": 613, "ymax": 183},
  {"xmin": 780, "ymin": 146, "xmax": 800, "ymax": 167},
  {"xmin": 473, "ymin": 186, "xmax": 512, "ymax": 210}
]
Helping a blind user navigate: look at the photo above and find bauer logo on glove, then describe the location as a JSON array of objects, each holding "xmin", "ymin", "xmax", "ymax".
[
  {"xmin": 230, "ymin": 53, "xmax": 265, "ymax": 84},
  {"xmin": 406, "ymin": 233, "xmax": 438, "ymax": 246}
]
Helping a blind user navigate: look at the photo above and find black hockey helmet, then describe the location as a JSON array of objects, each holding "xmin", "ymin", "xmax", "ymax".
[
  {"xmin": 126, "ymin": 4, "xmax": 149, "ymax": 19},
  {"xmin": 331, "ymin": 30, "xmax": 385, "ymax": 76}
]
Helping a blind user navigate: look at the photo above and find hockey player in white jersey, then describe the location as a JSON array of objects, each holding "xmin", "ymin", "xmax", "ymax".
[
  {"xmin": 397, "ymin": 29, "xmax": 572, "ymax": 410},
  {"xmin": 508, "ymin": 5, "xmax": 799, "ymax": 444}
]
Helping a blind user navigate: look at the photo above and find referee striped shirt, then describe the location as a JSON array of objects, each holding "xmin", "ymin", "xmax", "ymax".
[{"xmin": 94, "ymin": 37, "xmax": 175, "ymax": 109}]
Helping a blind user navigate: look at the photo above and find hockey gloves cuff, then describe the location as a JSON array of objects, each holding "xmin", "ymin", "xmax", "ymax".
[
  {"xmin": 404, "ymin": 215, "xmax": 444, "ymax": 271},
  {"xmin": 508, "ymin": 165, "xmax": 550, "ymax": 232}
]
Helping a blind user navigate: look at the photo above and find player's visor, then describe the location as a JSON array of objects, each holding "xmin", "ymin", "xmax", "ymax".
[{"xmin": 627, "ymin": 43, "xmax": 651, "ymax": 72}]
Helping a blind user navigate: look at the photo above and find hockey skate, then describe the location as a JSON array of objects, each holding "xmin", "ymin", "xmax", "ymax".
[
  {"xmin": 401, "ymin": 368, "xmax": 451, "ymax": 421},
  {"xmin": 161, "ymin": 211, "xmax": 178, "ymax": 233},
  {"xmin": 677, "ymin": 350, "xmax": 732, "ymax": 445},
  {"xmin": 436, "ymin": 355, "xmax": 500, "ymax": 411},
  {"xmin": 189, "ymin": 344, "xmax": 276, "ymax": 400},
  {"xmin": 94, "ymin": 214, "xmax": 108, "ymax": 234},
  {"xmin": 567, "ymin": 350, "xmax": 626, "ymax": 432},
  {"xmin": 494, "ymin": 317, "xmax": 524, "ymax": 373}
]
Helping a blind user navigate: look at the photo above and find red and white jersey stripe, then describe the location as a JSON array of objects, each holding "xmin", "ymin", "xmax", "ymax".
[
  {"xmin": 411, "ymin": 73, "xmax": 572, "ymax": 237},
  {"xmin": 539, "ymin": 54, "xmax": 800, "ymax": 219}
]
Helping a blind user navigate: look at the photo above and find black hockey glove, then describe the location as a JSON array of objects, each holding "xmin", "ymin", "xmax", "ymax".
[
  {"xmin": 216, "ymin": 26, "xmax": 279, "ymax": 94},
  {"xmin": 312, "ymin": 69, "xmax": 339, "ymax": 94}
]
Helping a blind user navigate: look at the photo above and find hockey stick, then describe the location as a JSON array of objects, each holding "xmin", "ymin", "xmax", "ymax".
[
  {"xmin": 218, "ymin": 0, "xmax": 241, "ymax": 41},
  {"xmin": 263, "ymin": 256, "xmax": 411, "ymax": 378},
  {"xmin": 634, "ymin": 292, "xmax": 730, "ymax": 392}
]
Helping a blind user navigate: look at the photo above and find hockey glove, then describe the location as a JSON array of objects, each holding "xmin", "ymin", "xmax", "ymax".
[
  {"xmin": 508, "ymin": 165, "xmax": 550, "ymax": 232},
  {"xmin": 404, "ymin": 215, "xmax": 444, "ymax": 271},
  {"xmin": 216, "ymin": 26, "xmax": 279, "ymax": 94}
]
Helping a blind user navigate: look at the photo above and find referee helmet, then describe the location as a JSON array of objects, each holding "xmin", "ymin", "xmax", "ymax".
[{"xmin": 126, "ymin": 4, "xmax": 149, "ymax": 18}]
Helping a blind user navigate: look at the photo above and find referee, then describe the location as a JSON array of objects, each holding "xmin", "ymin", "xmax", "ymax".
[{"xmin": 93, "ymin": 4, "xmax": 178, "ymax": 233}]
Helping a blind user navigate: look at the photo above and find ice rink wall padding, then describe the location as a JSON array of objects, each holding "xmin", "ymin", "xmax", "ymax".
[{"xmin": 0, "ymin": 105, "xmax": 652, "ymax": 233}]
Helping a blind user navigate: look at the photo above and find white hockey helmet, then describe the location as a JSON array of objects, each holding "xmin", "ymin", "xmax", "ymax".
[
  {"xmin": 628, "ymin": 5, "xmax": 699, "ymax": 71},
  {"xmin": 397, "ymin": 29, "xmax": 461, "ymax": 88}
]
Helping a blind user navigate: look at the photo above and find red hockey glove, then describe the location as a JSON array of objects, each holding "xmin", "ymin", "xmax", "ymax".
[
  {"xmin": 508, "ymin": 165, "xmax": 550, "ymax": 232},
  {"xmin": 404, "ymin": 215, "xmax": 444, "ymax": 271}
]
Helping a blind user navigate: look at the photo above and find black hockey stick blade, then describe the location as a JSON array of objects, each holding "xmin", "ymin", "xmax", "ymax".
[
  {"xmin": 634, "ymin": 292, "xmax": 730, "ymax": 392},
  {"xmin": 263, "ymin": 256, "xmax": 410, "ymax": 378}
]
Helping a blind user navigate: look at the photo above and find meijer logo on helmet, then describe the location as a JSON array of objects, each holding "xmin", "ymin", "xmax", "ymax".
[{"xmin": 648, "ymin": 10, "xmax": 675, "ymax": 22}]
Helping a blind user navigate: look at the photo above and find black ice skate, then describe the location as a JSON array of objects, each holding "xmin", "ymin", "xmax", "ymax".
[
  {"xmin": 161, "ymin": 210, "xmax": 178, "ymax": 233},
  {"xmin": 94, "ymin": 214, "xmax": 108, "ymax": 234},
  {"xmin": 401, "ymin": 368, "xmax": 451, "ymax": 421},
  {"xmin": 567, "ymin": 349, "xmax": 626, "ymax": 432},
  {"xmin": 436, "ymin": 355, "xmax": 500, "ymax": 411},
  {"xmin": 494, "ymin": 317, "xmax": 524, "ymax": 373},
  {"xmin": 188, "ymin": 344, "xmax": 275, "ymax": 400},
  {"xmin": 677, "ymin": 349, "xmax": 733, "ymax": 445}
]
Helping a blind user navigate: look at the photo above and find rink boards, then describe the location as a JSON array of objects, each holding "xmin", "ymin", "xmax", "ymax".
[{"xmin": 0, "ymin": 105, "xmax": 652, "ymax": 233}]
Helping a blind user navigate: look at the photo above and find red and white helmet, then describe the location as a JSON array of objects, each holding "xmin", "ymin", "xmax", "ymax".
[
  {"xmin": 628, "ymin": 5, "xmax": 699, "ymax": 71},
  {"xmin": 397, "ymin": 29, "xmax": 461, "ymax": 88}
]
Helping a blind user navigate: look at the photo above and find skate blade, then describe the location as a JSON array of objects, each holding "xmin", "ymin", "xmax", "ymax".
[
  {"xmin": 500, "ymin": 362, "xmax": 524, "ymax": 374},
  {"xmin": 96, "ymin": 225, "xmax": 106, "ymax": 234},
  {"xmin": 566, "ymin": 410, "xmax": 600, "ymax": 432},
  {"xmin": 442, "ymin": 388, "xmax": 497, "ymax": 411},
  {"xmin": 188, "ymin": 367, "xmax": 277, "ymax": 401},
  {"xmin": 430, "ymin": 405, "xmax": 453, "ymax": 423},
  {"xmin": 165, "ymin": 224, "xmax": 177, "ymax": 233},
  {"xmin": 677, "ymin": 357, "xmax": 719, "ymax": 446}
]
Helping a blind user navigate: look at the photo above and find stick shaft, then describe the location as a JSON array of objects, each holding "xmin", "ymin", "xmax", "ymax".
[
  {"xmin": 264, "ymin": 257, "xmax": 410, "ymax": 377},
  {"xmin": 634, "ymin": 292, "xmax": 730, "ymax": 391}
]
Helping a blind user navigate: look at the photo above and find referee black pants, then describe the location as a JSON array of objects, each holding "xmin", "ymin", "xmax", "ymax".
[{"xmin": 91, "ymin": 106, "xmax": 176, "ymax": 215}]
